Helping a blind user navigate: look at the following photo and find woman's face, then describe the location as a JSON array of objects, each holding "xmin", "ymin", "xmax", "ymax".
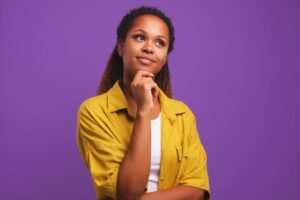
[{"xmin": 118, "ymin": 14, "xmax": 170, "ymax": 80}]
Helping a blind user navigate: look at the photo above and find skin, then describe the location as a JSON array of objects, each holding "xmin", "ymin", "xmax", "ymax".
[
  {"xmin": 114, "ymin": 15, "xmax": 205, "ymax": 200},
  {"xmin": 118, "ymin": 14, "xmax": 169, "ymax": 119}
]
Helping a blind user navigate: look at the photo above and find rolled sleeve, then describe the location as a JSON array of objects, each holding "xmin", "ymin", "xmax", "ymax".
[
  {"xmin": 179, "ymin": 111, "xmax": 211, "ymax": 199},
  {"xmin": 77, "ymin": 102, "xmax": 125, "ymax": 199}
]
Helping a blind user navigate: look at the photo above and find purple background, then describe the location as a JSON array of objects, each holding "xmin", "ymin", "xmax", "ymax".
[{"xmin": 1, "ymin": 1, "xmax": 299, "ymax": 199}]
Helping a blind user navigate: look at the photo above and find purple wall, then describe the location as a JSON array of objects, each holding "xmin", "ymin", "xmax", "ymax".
[{"xmin": 1, "ymin": 1, "xmax": 299, "ymax": 199}]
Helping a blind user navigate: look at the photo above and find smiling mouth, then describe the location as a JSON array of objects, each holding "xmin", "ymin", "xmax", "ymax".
[{"xmin": 136, "ymin": 57, "xmax": 155, "ymax": 65}]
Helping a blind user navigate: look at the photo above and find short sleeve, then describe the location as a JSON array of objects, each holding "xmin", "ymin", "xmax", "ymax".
[
  {"xmin": 179, "ymin": 111, "xmax": 211, "ymax": 199},
  {"xmin": 76, "ymin": 102, "xmax": 125, "ymax": 199}
]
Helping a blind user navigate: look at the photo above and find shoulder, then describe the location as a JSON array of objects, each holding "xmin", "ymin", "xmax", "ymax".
[
  {"xmin": 166, "ymin": 97, "xmax": 196, "ymax": 120},
  {"xmin": 77, "ymin": 93, "xmax": 108, "ymax": 116}
]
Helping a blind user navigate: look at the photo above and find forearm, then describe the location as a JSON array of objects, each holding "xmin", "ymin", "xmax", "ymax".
[
  {"xmin": 117, "ymin": 111, "xmax": 151, "ymax": 200},
  {"xmin": 140, "ymin": 185, "xmax": 205, "ymax": 200}
]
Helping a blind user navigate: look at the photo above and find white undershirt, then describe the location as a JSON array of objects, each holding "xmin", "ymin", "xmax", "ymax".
[{"xmin": 147, "ymin": 112, "xmax": 161, "ymax": 192}]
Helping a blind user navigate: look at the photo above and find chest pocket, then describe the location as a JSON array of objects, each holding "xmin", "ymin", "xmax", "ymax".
[{"xmin": 175, "ymin": 144, "xmax": 188, "ymax": 162}]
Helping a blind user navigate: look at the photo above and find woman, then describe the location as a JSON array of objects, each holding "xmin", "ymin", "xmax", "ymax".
[{"xmin": 77, "ymin": 6, "xmax": 210, "ymax": 200}]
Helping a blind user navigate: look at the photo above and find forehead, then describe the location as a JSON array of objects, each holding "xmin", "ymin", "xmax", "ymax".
[{"xmin": 129, "ymin": 14, "xmax": 169, "ymax": 39}]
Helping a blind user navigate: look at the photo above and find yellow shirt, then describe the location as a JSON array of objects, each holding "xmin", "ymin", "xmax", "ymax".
[{"xmin": 77, "ymin": 80, "xmax": 210, "ymax": 199}]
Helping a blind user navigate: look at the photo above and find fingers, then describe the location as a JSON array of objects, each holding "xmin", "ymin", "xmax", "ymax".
[
  {"xmin": 136, "ymin": 70, "xmax": 154, "ymax": 78},
  {"xmin": 133, "ymin": 70, "xmax": 154, "ymax": 82},
  {"xmin": 131, "ymin": 70, "xmax": 156, "ymax": 88},
  {"xmin": 130, "ymin": 70, "xmax": 159, "ymax": 108},
  {"xmin": 131, "ymin": 79, "xmax": 157, "ymax": 92}
]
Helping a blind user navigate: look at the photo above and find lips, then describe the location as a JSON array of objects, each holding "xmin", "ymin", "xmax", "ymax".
[{"xmin": 136, "ymin": 56, "xmax": 155, "ymax": 65}]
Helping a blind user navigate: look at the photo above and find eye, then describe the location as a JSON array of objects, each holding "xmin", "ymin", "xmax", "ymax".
[
  {"xmin": 156, "ymin": 39, "xmax": 166, "ymax": 47},
  {"xmin": 134, "ymin": 34, "xmax": 145, "ymax": 41}
]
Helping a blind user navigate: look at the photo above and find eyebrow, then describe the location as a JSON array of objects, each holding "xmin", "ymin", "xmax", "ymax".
[{"xmin": 132, "ymin": 29, "xmax": 167, "ymax": 40}]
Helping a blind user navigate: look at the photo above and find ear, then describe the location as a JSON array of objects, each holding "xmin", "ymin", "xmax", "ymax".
[{"xmin": 117, "ymin": 39, "xmax": 124, "ymax": 57}]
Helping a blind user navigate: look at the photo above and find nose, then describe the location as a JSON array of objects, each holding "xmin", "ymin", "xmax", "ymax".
[{"xmin": 142, "ymin": 41, "xmax": 153, "ymax": 54}]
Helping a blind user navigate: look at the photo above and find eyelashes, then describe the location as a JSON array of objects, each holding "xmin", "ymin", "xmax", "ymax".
[
  {"xmin": 133, "ymin": 34, "xmax": 166, "ymax": 47},
  {"xmin": 134, "ymin": 34, "xmax": 145, "ymax": 42},
  {"xmin": 156, "ymin": 39, "xmax": 166, "ymax": 47}
]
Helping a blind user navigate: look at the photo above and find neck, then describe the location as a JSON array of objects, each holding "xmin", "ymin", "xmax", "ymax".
[
  {"xmin": 120, "ymin": 78, "xmax": 137, "ymax": 115},
  {"xmin": 120, "ymin": 77, "xmax": 134, "ymax": 103}
]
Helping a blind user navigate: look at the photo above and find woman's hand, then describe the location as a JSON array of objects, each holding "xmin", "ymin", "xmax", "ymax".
[
  {"xmin": 130, "ymin": 70, "xmax": 159, "ymax": 113},
  {"xmin": 117, "ymin": 70, "xmax": 157, "ymax": 200}
]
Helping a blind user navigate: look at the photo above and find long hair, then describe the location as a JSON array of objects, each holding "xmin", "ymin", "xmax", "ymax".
[{"xmin": 97, "ymin": 6, "xmax": 175, "ymax": 98}]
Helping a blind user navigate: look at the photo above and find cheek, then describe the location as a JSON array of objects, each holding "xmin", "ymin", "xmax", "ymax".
[
  {"xmin": 123, "ymin": 44, "xmax": 139, "ymax": 63},
  {"xmin": 158, "ymin": 51, "xmax": 168, "ymax": 65},
  {"xmin": 122, "ymin": 49, "xmax": 134, "ymax": 66}
]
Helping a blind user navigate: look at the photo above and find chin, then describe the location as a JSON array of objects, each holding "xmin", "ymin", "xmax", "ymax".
[
  {"xmin": 135, "ymin": 66, "xmax": 153, "ymax": 73},
  {"xmin": 128, "ymin": 64, "xmax": 160, "ymax": 76}
]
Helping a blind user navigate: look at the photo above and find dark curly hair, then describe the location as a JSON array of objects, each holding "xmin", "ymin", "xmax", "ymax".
[{"xmin": 97, "ymin": 6, "xmax": 175, "ymax": 98}]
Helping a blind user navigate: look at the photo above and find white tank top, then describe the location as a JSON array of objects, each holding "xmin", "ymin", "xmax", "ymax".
[{"xmin": 147, "ymin": 112, "xmax": 161, "ymax": 192}]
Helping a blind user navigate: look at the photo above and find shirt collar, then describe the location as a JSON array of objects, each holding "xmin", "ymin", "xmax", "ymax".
[{"xmin": 107, "ymin": 80, "xmax": 186, "ymax": 122}]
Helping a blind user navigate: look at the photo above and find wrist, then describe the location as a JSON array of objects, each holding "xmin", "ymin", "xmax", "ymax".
[{"xmin": 136, "ymin": 109, "xmax": 151, "ymax": 118}]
